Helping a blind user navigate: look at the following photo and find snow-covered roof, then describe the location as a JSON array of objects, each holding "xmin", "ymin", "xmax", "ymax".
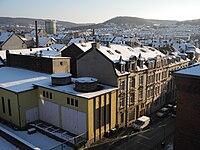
[
  {"xmin": 0, "ymin": 67, "xmax": 49, "ymax": 93},
  {"xmin": 0, "ymin": 47, "xmax": 60, "ymax": 60},
  {"xmin": 38, "ymin": 37, "xmax": 56, "ymax": 47},
  {"xmin": 34, "ymin": 79, "xmax": 117, "ymax": 99},
  {"xmin": 77, "ymin": 43, "xmax": 165, "ymax": 63},
  {"xmin": 74, "ymin": 42, "xmax": 92, "ymax": 52},
  {"xmin": 50, "ymin": 44, "xmax": 66, "ymax": 51},
  {"xmin": 67, "ymin": 37, "xmax": 86, "ymax": 46},
  {"xmin": 174, "ymin": 64, "xmax": 200, "ymax": 78},
  {"xmin": 0, "ymin": 32, "xmax": 13, "ymax": 44}
]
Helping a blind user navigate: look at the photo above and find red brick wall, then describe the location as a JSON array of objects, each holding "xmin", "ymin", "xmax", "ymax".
[{"xmin": 174, "ymin": 76, "xmax": 200, "ymax": 150}]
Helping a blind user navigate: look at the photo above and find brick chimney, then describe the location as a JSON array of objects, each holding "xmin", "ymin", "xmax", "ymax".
[{"xmin": 35, "ymin": 20, "xmax": 39, "ymax": 48}]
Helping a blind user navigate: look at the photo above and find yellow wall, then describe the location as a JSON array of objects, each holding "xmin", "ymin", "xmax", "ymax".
[
  {"xmin": 0, "ymin": 88, "xmax": 20, "ymax": 126},
  {"xmin": 18, "ymin": 89, "xmax": 38, "ymax": 127}
]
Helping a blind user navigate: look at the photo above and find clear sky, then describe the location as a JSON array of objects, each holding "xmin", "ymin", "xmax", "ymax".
[{"xmin": 0, "ymin": 0, "xmax": 200, "ymax": 23}]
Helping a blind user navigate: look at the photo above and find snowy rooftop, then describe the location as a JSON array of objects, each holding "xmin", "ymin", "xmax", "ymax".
[
  {"xmin": 77, "ymin": 42, "xmax": 165, "ymax": 63},
  {"xmin": 74, "ymin": 42, "xmax": 92, "ymax": 52},
  {"xmin": 34, "ymin": 79, "xmax": 117, "ymax": 99},
  {"xmin": 67, "ymin": 37, "xmax": 86, "ymax": 46},
  {"xmin": 50, "ymin": 44, "xmax": 67, "ymax": 51},
  {"xmin": 0, "ymin": 67, "xmax": 49, "ymax": 93},
  {"xmin": 0, "ymin": 47, "xmax": 61, "ymax": 60},
  {"xmin": 0, "ymin": 32, "xmax": 13, "ymax": 44},
  {"xmin": 174, "ymin": 64, "xmax": 200, "ymax": 78}
]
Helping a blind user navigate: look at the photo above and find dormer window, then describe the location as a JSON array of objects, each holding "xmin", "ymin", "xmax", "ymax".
[
  {"xmin": 130, "ymin": 62, "xmax": 135, "ymax": 71},
  {"xmin": 121, "ymin": 63, "xmax": 125, "ymax": 73}
]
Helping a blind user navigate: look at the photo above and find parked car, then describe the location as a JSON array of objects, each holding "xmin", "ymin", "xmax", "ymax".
[
  {"xmin": 133, "ymin": 116, "xmax": 150, "ymax": 131},
  {"xmin": 166, "ymin": 104, "xmax": 173, "ymax": 111},
  {"xmin": 171, "ymin": 105, "xmax": 177, "ymax": 118},
  {"xmin": 156, "ymin": 107, "xmax": 169, "ymax": 117}
]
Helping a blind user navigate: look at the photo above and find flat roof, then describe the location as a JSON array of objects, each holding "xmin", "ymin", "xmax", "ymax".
[
  {"xmin": 173, "ymin": 63, "xmax": 200, "ymax": 79},
  {"xmin": 34, "ymin": 80, "xmax": 117, "ymax": 99},
  {"xmin": 0, "ymin": 67, "xmax": 49, "ymax": 93}
]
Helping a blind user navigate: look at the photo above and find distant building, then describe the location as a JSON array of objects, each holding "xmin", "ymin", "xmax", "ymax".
[
  {"xmin": 45, "ymin": 20, "xmax": 56, "ymax": 34},
  {"xmin": 0, "ymin": 32, "xmax": 27, "ymax": 50},
  {"xmin": 173, "ymin": 64, "xmax": 200, "ymax": 150}
]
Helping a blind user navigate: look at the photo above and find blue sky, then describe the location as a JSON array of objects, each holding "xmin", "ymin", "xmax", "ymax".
[{"xmin": 0, "ymin": 0, "xmax": 200, "ymax": 23}]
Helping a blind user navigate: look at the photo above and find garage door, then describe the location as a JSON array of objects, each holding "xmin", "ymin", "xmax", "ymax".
[
  {"xmin": 61, "ymin": 106, "xmax": 86, "ymax": 135},
  {"xmin": 39, "ymin": 100, "xmax": 59, "ymax": 127}
]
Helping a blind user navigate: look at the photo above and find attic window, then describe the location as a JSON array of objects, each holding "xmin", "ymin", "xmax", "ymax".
[
  {"xmin": 107, "ymin": 50, "xmax": 114, "ymax": 55},
  {"xmin": 140, "ymin": 49, "xmax": 147, "ymax": 52},
  {"xmin": 115, "ymin": 50, "xmax": 121, "ymax": 54},
  {"xmin": 128, "ymin": 48, "xmax": 134, "ymax": 52}
]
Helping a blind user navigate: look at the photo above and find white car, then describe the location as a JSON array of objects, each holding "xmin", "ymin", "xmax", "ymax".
[
  {"xmin": 157, "ymin": 107, "xmax": 169, "ymax": 117},
  {"xmin": 133, "ymin": 116, "xmax": 150, "ymax": 131}
]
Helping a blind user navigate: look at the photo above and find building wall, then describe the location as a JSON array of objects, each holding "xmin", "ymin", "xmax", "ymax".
[
  {"xmin": 6, "ymin": 53, "xmax": 70, "ymax": 74},
  {"xmin": 77, "ymin": 48, "xmax": 118, "ymax": 86},
  {"xmin": 1, "ymin": 34, "xmax": 27, "ymax": 50},
  {"xmin": 0, "ymin": 88, "xmax": 20, "ymax": 127},
  {"xmin": 87, "ymin": 91, "xmax": 116, "ymax": 143},
  {"xmin": 61, "ymin": 44, "xmax": 84, "ymax": 77},
  {"xmin": 52, "ymin": 58, "xmax": 70, "ymax": 73},
  {"xmin": 18, "ymin": 89, "xmax": 38, "ymax": 127},
  {"xmin": 174, "ymin": 76, "xmax": 200, "ymax": 150},
  {"xmin": 37, "ymin": 86, "xmax": 117, "ymax": 142}
]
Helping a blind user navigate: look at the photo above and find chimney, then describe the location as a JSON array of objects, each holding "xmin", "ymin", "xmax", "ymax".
[
  {"xmin": 106, "ymin": 41, "xmax": 111, "ymax": 48},
  {"xmin": 91, "ymin": 42, "xmax": 100, "ymax": 49},
  {"xmin": 35, "ymin": 20, "xmax": 39, "ymax": 48}
]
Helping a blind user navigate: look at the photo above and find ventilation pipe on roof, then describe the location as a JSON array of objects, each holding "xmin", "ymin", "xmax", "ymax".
[
  {"xmin": 35, "ymin": 20, "xmax": 39, "ymax": 48},
  {"xmin": 91, "ymin": 42, "xmax": 100, "ymax": 49}
]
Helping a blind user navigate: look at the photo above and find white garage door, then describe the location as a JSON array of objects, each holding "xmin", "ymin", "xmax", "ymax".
[
  {"xmin": 61, "ymin": 106, "xmax": 86, "ymax": 135},
  {"xmin": 26, "ymin": 107, "xmax": 38, "ymax": 123},
  {"xmin": 39, "ymin": 100, "xmax": 59, "ymax": 127}
]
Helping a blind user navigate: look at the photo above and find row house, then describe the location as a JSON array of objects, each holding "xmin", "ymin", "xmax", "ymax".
[{"xmin": 76, "ymin": 42, "xmax": 189, "ymax": 128}]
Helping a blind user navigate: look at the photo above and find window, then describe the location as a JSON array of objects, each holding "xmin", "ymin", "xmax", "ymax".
[
  {"xmin": 60, "ymin": 62, "xmax": 63, "ymax": 66},
  {"xmin": 49, "ymin": 93, "xmax": 52, "ymax": 99},
  {"xmin": 130, "ymin": 77, "xmax": 135, "ymax": 88},
  {"xmin": 46, "ymin": 92, "xmax": 49, "ymax": 98},
  {"xmin": 71, "ymin": 98, "xmax": 74, "ymax": 105},
  {"xmin": 1, "ymin": 97, "xmax": 5, "ymax": 114},
  {"xmin": 139, "ymin": 90, "xmax": 143, "ymax": 100},
  {"xmin": 120, "ymin": 80, "xmax": 125, "ymax": 91},
  {"xmin": 130, "ymin": 94, "xmax": 134, "ymax": 105},
  {"xmin": 121, "ymin": 64, "xmax": 125, "ymax": 73},
  {"xmin": 120, "ymin": 98, "xmax": 125, "ymax": 108},
  {"xmin": 67, "ymin": 97, "xmax": 70, "ymax": 104},
  {"xmin": 43, "ymin": 91, "xmax": 45, "ymax": 97},
  {"xmin": 139, "ymin": 75, "xmax": 144, "ymax": 86},
  {"xmin": 131, "ymin": 63, "xmax": 135, "ymax": 71},
  {"xmin": 8, "ymin": 99, "xmax": 11, "ymax": 116},
  {"xmin": 75, "ymin": 100, "xmax": 78, "ymax": 107}
]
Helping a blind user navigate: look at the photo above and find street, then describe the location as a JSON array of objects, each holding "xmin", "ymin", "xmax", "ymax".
[{"xmin": 107, "ymin": 116, "xmax": 175, "ymax": 150}]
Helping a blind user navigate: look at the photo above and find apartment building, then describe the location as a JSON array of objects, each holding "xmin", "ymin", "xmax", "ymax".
[{"xmin": 77, "ymin": 42, "xmax": 189, "ymax": 127}]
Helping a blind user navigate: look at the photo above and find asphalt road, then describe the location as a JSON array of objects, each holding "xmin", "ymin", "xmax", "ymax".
[{"xmin": 107, "ymin": 116, "xmax": 175, "ymax": 150}]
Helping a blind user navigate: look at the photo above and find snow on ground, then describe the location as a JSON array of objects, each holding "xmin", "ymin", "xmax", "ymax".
[
  {"xmin": 0, "ymin": 136, "xmax": 19, "ymax": 150},
  {"xmin": 0, "ymin": 123, "xmax": 73, "ymax": 150}
]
